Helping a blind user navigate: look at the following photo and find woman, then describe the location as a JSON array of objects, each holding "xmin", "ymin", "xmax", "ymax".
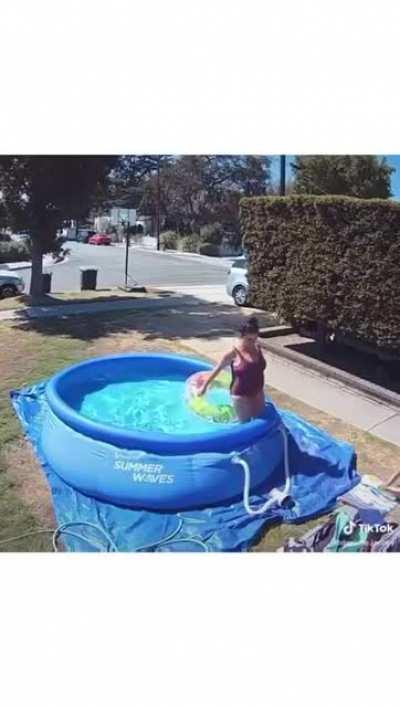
[{"xmin": 197, "ymin": 315, "xmax": 266, "ymax": 422}]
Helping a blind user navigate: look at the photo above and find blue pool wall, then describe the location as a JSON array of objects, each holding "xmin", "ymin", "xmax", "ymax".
[{"xmin": 43, "ymin": 353, "xmax": 284, "ymax": 510}]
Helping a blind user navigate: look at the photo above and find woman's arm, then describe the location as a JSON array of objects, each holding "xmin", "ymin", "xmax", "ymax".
[{"xmin": 197, "ymin": 350, "xmax": 235, "ymax": 396}]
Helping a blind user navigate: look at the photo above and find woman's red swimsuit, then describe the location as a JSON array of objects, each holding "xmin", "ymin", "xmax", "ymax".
[{"xmin": 230, "ymin": 347, "xmax": 266, "ymax": 397}]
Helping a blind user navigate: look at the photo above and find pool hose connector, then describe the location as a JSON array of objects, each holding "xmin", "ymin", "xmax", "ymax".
[{"xmin": 232, "ymin": 424, "xmax": 291, "ymax": 516}]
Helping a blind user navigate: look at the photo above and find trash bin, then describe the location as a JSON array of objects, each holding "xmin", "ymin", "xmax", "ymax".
[
  {"xmin": 80, "ymin": 267, "xmax": 98, "ymax": 291},
  {"xmin": 41, "ymin": 272, "xmax": 52, "ymax": 294}
]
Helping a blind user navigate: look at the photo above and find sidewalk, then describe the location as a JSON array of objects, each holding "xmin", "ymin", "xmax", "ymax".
[
  {"xmin": 0, "ymin": 285, "xmax": 233, "ymax": 321},
  {"xmin": 0, "ymin": 293, "xmax": 189, "ymax": 321},
  {"xmin": 1, "ymin": 288, "xmax": 399, "ymax": 447},
  {"xmin": 161, "ymin": 284, "xmax": 233, "ymax": 304},
  {"xmin": 2, "ymin": 253, "xmax": 66, "ymax": 271}
]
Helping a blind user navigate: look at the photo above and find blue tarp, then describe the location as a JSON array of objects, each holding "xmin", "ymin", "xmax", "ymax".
[{"xmin": 10, "ymin": 381, "xmax": 360, "ymax": 552}]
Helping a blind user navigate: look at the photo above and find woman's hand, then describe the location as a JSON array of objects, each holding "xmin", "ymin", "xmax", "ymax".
[
  {"xmin": 197, "ymin": 380, "xmax": 209, "ymax": 397},
  {"xmin": 196, "ymin": 350, "xmax": 234, "ymax": 397}
]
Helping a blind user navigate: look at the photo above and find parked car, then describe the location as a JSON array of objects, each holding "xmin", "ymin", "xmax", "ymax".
[
  {"xmin": 226, "ymin": 257, "xmax": 248, "ymax": 306},
  {"xmin": 88, "ymin": 233, "xmax": 112, "ymax": 246},
  {"xmin": 0, "ymin": 270, "xmax": 25, "ymax": 298},
  {"xmin": 75, "ymin": 228, "xmax": 96, "ymax": 243}
]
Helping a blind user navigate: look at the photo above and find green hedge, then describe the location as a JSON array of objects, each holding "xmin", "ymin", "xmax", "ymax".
[
  {"xmin": 179, "ymin": 235, "xmax": 198, "ymax": 252},
  {"xmin": 160, "ymin": 231, "xmax": 179, "ymax": 250},
  {"xmin": 240, "ymin": 195, "xmax": 400, "ymax": 354},
  {"xmin": 0, "ymin": 241, "xmax": 31, "ymax": 264}
]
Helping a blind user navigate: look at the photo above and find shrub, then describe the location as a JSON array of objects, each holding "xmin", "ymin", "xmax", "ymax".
[
  {"xmin": 200, "ymin": 222, "xmax": 224, "ymax": 245},
  {"xmin": 240, "ymin": 195, "xmax": 400, "ymax": 354},
  {"xmin": 199, "ymin": 242, "xmax": 220, "ymax": 256},
  {"xmin": 0, "ymin": 241, "xmax": 31, "ymax": 264},
  {"xmin": 160, "ymin": 230, "xmax": 179, "ymax": 250},
  {"xmin": 179, "ymin": 234, "xmax": 199, "ymax": 252}
]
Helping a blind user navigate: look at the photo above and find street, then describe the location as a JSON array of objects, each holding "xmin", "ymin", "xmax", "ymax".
[{"xmin": 18, "ymin": 242, "xmax": 231, "ymax": 294}]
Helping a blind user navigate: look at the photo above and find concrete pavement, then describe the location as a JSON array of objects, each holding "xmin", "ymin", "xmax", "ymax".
[
  {"xmin": 2, "ymin": 288, "xmax": 399, "ymax": 447},
  {"xmin": 0, "ymin": 293, "xmax": 194, "ymax": 321},
  {"xmin": 0, "ymin": 285, "xmax": 232, "ymax": 321},
  {"xmin": 162, "ymin": 284, "xmax": 233, "ymax": 305}
]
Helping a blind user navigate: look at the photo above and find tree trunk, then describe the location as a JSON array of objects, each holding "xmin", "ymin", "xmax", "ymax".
[{"xmin": 30, "ymin": 237, "xmax": 44, "ymax": 303}]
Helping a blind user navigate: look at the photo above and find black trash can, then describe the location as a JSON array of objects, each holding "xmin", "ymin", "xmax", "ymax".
[
  {"xmin": 80, "ymin": 267, "xmax": 98, "ymax": 291},
  {"xmin": 41, "ymin": 272, "xmax": 52, "ymax": 294}
]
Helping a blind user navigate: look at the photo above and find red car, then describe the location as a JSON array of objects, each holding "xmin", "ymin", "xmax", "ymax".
[{"xmin": 88, "ymin": 233, "xmax": 112, "ymax": 246}]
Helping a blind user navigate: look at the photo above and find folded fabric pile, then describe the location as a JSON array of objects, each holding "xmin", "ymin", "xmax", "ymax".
[{"xmin": 281, "ymin": 478, "xmax": 400, "ymax": 552}]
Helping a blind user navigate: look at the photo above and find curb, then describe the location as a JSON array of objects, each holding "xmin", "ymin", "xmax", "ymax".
[
  {"xmin": 260, "ymin": 338, "xmax": 400, "ymax": 410},
  {"xmin": 3, "ymin": 255, "xmax": 67, "ymax": 271},
  {"xmin": 260, "ymin": 325, "xmax": 295, "ymax": 339},
  {"xmin": 3, "ymin": 261, "xmax": 33, "ymax": 270}
]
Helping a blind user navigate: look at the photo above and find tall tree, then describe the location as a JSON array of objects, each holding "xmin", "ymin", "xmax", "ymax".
[
  {"xmin": 204, "ymin": 155, "xmax": 271, "ymax": 197},
  {"xmin": 0, "ymin": 156, "xmax": 117, "ymax": 300},
  {"xmin": 292, "ymin": 155, "xmax": 393, "ymax": 198},
  {"xmin": 140, "ymin": 155, "xmax": 271, "ymax": 235},
  {"xmin": 104, "ymin": 155, "xmax": 174, "ymax": 209}
]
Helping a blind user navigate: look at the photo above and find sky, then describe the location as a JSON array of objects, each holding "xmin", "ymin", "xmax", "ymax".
[{"xmin": 270, "ymin": 155, "xmax": 400, "ymax": 199}]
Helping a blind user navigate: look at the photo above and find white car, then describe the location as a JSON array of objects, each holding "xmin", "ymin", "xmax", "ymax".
[
  {"xmin": 0, "ymin": 270, "xmax": 25, "ymax": 298},
  {"xmin": 226, "ymin": 257, "xmax": 248, "ymax": 306}
]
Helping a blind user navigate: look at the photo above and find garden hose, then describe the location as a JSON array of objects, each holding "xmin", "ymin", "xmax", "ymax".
[{"xmin": 0, "ymin": 519, "xmax": 209, "ymax": 552}]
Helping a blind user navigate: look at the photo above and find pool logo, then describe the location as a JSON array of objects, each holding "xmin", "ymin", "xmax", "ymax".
[{"xmin": 114, "ymin": 458, "xmax": 175, "ymax": 484}]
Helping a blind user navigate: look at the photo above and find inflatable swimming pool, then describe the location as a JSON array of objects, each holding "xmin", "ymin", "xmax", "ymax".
[{"xmin": 43, "ymin": 353, "xmax": 284, "ymax": 510}]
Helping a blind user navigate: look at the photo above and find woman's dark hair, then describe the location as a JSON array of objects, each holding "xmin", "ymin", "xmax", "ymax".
[{"xmin": 239, "ymin": 315, "xmax": 259, "ymax": 337}]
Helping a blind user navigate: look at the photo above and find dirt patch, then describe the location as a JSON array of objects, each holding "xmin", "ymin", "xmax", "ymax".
[
  {"xmin": 3, "ymin": 440, "xmax": 55, "ymax": 528},
  {"xmin": 89, "ymin": 326, "xmax": 196, "ymax": 358}
]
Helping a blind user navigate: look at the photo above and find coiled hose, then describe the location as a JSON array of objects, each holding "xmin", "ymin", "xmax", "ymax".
[{"xmin": 0, "ymin": 519, "xmax": 209, "ymax": 552}]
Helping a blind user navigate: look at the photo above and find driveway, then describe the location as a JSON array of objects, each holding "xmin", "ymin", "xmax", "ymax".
[{"xmin": 17, "ymin": 241, "xmax": 232, "ymax": 294}]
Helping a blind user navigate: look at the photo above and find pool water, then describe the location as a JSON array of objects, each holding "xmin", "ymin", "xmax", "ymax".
[{"xmin": 78, "ymin": 375, "xmax": 236, "ymax": 435}]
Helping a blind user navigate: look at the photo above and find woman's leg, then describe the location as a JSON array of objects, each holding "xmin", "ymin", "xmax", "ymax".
[
  {"xmin": 232, "ymin": 396, "xmax": 252, "ymax": 422},
  {"xmin": 252, "ymin": 390, "xmax": 266, "ymax": 417},
  {"xmin": 232, "ymin": 391, "xmax": 265, "ymax": 422}
]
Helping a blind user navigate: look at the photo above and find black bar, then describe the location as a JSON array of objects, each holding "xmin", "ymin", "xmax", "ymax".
[
  {"xmin": 156, "ymin": 156, "xmax": 161, "ymax": 251},
  {"xmin": 124, "ymin": 229, "xmax": 130, "ymax": 289},
  {"xmin": 280, "ymin": 155, "xmax": 286, "ymax": 196}
]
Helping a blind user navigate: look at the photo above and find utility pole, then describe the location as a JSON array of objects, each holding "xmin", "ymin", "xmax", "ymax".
[
  {"xmin": 156, "ymin": 156, "xmax": 161, "ymax": 251},
  {"xmin": 280, "ymin": 155, "xmax": 286, "ymax": 196}
]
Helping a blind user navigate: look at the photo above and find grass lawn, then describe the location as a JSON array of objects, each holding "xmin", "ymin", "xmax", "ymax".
[{"xmin": 1, "ymin": 305, "xmax": 399, "ymax": 552}]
